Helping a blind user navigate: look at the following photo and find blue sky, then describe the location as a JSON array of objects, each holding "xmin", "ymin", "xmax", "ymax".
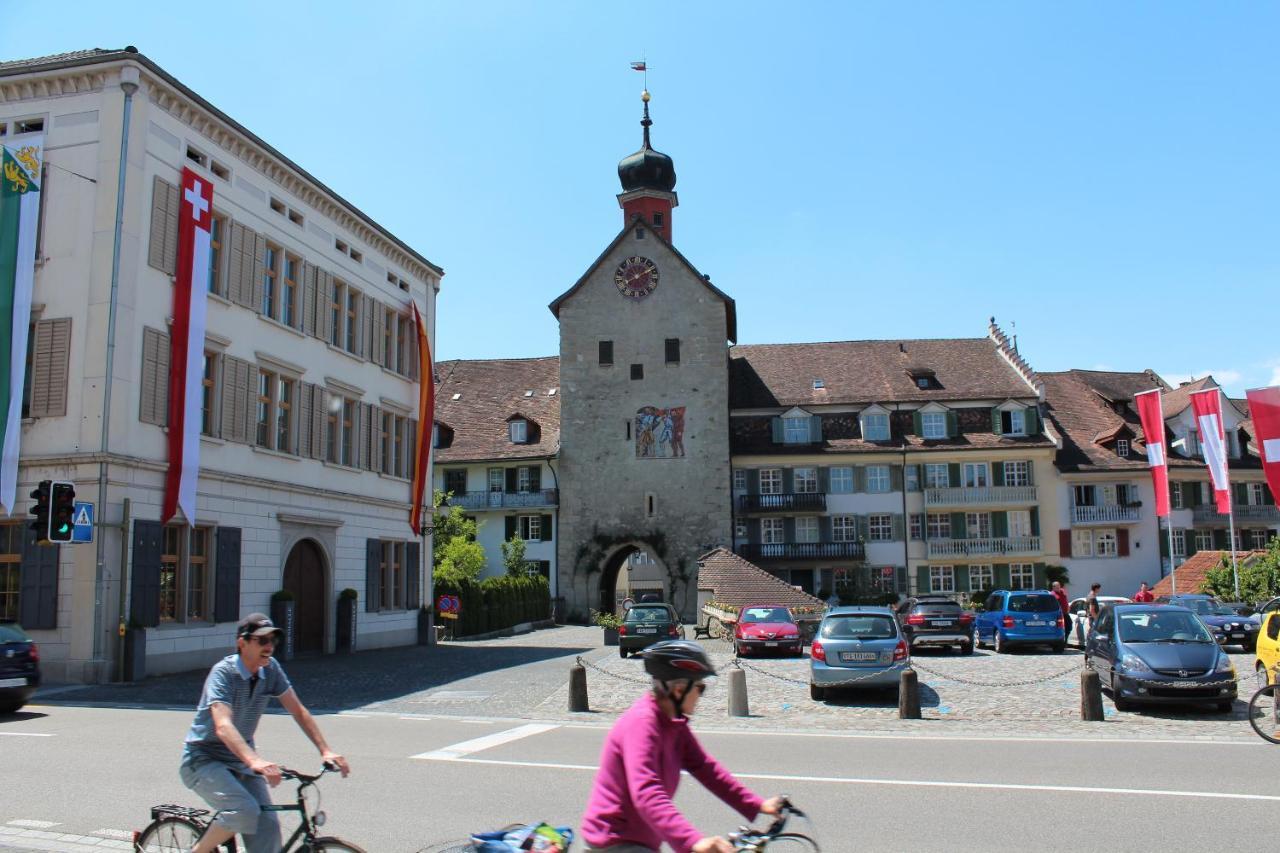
[{"xmin": 7, "ymin": 2, "xmax": 1278, "ymax": 395}]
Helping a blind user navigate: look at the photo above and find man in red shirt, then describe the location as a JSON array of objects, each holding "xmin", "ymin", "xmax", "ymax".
[
  {"xmin": 1050, "ymin": 581, "xmax": 1070, "ymax": 641},
  {"xmin": 1133, "ymin": 581, "xmax": 1155, "ymax": 603}
]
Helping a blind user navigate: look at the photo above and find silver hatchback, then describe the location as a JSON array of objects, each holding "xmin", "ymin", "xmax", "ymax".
[{"xmin": 809, "ymin": 606, "xmax": 909, "ymax": 701}]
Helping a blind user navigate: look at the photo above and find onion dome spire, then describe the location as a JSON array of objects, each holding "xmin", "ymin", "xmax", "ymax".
[{"xmin": 617, "ymin": 90, "xmax": 677, "ymax": 193}]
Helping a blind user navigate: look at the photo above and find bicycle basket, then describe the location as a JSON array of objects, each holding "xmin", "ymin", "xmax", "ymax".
[{"xmin": 468, "ymin": 823, "xmax": 574, "ymax": 852}]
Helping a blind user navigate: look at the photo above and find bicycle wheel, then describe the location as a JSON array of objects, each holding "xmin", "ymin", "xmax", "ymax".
[
  {"xmin": 135, "ymin": 816, "xmax": 204, "ymax": 852},
  {"xmin": 310, "ymin": 836, "xmax": 368, "ymax": 852},
  {"xmin": 1247, "ymin": 683, "xmax": 1280, "ymax": 744},
  {"xmin": 761, "ymin": 832, "xmax": 821, "ymax": 851}
]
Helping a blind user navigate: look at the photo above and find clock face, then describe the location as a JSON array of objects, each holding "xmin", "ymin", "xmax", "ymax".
[{"xmin": 614, "ymin": 256, "xmax": 659, "ymax": 300}]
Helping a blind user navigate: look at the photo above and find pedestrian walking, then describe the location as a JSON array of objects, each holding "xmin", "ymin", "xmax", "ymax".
[
  {"xmin": 1050, "ymin": 581, "xmax": 1070, "ymax": 641},
  {"xmin": 179, "ymin": 614, "xmax": 350, "ymax": 853},
  {"xmin": 1133, "ymin": 581, "xmax": 1154, "ymax": 603},
  {"xmin": 1086, "ymin": 583, "xmax": 1102, "ymax": 619}
]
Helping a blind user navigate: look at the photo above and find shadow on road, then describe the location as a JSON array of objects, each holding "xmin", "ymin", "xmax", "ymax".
[{"xmin": 820, "ymin": 683, "xmax": 941, "ymax": 708}]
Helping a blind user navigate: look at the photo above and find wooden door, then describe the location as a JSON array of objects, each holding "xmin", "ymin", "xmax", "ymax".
[{"xmin": 283, "ymin": 540, "xmax": 326, "ymax": 654}]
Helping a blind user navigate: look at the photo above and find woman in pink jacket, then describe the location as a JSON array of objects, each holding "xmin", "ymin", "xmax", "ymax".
[{"xmin": 580, "ymin": 641, "xmax": 784, "ymax": 853}]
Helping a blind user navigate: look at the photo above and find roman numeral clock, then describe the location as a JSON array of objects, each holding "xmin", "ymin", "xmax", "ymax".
[{"xmin": 614, "ymin": 255, "xmax": 659, "ymax": 299}]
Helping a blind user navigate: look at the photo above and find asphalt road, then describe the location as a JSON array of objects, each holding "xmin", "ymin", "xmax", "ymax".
[{"xmin": 2, "ymin": 703, "xmax": 1276, "ymax": 852}]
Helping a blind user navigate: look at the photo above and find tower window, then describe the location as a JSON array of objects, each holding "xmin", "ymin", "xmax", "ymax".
[
  {"xmin": 645, "ymin": 493, "xmax": 657, "ymax": 518},
  {"xmin": 636, "ymin": 226, "xmax": 645, "ymax": 240},
  {"xmin": 665, "ymin": 338, "xmax": 680, "ymax": 365},
  {"xmin": 599, "ymin": 340, "xmax": 614, "ymax": 366},
  {"xmin": 631, "ymin": 364, "xmax": 644, "ymax": 381},
  {"xmin": 652, "ymin": 212, "xmax": 664, "ymax": 228}
]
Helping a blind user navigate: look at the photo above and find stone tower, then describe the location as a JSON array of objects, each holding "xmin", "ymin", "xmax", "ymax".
[{"xmin": 550, "ymin": 91, "xmax": 735, "ymax": 622}]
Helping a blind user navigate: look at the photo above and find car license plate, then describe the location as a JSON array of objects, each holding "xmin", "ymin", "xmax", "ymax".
[
  {"xmin": 933, "ymin": 620, "xmax": 954, "ymax": 627},
  {"xmin": 1232, "ymin": 633, "xmax": 1244, "ymax": 639},
  {"xmin": 765, "ymin": 641, "xmax": 778, "ymax": 647},
  {"xmin": 637, "ymin": 627, "xmax": 657, "ymax": 634},
  {"xmin": 1025, "ymin": 620, "xmax": 1046, "ymax": 627},
  {"xmin": 841, "ymin": 652, "xmax": 877, "ymax": 661},
  {"xmin": 0, "ymin": 677, "xmax": 26, "ymax": 688}
]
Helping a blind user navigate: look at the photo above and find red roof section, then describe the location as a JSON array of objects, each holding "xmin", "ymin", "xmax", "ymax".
[
  {"xmin": 1150, "ymin": 550, "xmax": 1268, "ymax": 596},
  {"xmin": 697, "ymin": 548, "xmax": 827, "ymax": 611}
]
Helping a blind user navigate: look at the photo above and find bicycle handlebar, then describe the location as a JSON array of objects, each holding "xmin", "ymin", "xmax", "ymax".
[
  {"xmin": 275, "ymin": 762, "xmax": 340, "ymax": 783},
  {"xmin": 730, "ymin": 796, "xmax": 806, "ymax": 846}
]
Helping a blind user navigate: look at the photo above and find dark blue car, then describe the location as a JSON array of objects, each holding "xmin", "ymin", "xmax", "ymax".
[
  {"xmin": 0, "ymin": 621, "xmax": 40, "ymax": 714},
  {"xmin": 1156, "ymin": 593, "xmax": 1259, "ymax": 652},
  {"xmin": 1085, "ymin": 603, "xmax": 1236, "ymax": 712},
  {"xmin": 975, "ymin": 590, "xmax": 1066, "ymax": 653}
]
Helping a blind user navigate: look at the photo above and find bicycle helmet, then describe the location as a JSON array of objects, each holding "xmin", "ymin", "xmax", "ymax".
[{"xmin": 638, "ymin": 640, "xmax": 717, "ymax": 682}]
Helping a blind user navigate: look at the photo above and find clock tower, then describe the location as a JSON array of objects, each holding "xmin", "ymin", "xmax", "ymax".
[{"xmin": 549, "ymin": 92, "xmax": 735, "ymax": 623}]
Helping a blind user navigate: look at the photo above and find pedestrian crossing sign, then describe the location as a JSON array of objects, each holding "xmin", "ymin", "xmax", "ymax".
[{"xmin": 71, "ymin": 501, "xmax": 94, "ymax": 544}]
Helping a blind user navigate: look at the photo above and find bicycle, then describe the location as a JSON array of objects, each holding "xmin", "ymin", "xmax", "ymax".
[
  {"xmin": 1247, "ymin": 661, "xmax": 1280, "ymax": 743},
  {"xmin": 728, "ymin": 798, "xmax": 819, "ymax": 851},
  {"xmin": 134, "ymin": 763, "xmax": 363, "ymax": 852}
]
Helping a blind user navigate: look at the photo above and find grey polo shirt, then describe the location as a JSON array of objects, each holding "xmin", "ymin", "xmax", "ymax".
[{"xmin": 182, "ymin": 653, "xmax": 292, "ymax": 773}]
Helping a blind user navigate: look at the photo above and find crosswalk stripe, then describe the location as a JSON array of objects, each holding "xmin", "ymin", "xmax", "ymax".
[{"xmin": 410, "ymin": 722, "xmax": 559, "ymax": 760}]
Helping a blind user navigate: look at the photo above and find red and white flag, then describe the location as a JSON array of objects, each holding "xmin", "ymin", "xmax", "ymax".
[
  {"xmin": 1134, "ymin": 389, "xmax": 1170, "ymax": 517},
  {"xmin": 1189, "ymin": 388, "xmax": 1232, "ymax": 514},
  {"xmin": 162, "ymin": 168, "xmax": 213, "ymax": 525},
  {"xmin": 1245, "ymin": 385, "xmax": 1280, "ymax": 504},
  {"xmin": 408, "ymin": 301, "xmax": 434, "ymax": 534},
  {"xmin": 630, "ymin": 61, "xmax": 646, "ymax": 72}
]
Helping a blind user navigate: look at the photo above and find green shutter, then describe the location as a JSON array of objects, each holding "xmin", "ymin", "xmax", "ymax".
[
  {"xmin": 856, "ymin": 515, "xmax": 870, "ymax": 541},
  {"xmin": 541, "ymin": 515, "xmax": 552, "ymax": 541},
  {"xmin": 907, "ymin": 465, "xmax": 921, "ymax": 492},
  {"xmin": 892, "ymin": 514, "xmax": 906, "ymax": 541},
  {"xmin": 992, "ymin": 462, "xmax": 1005, "ymax": 487},
  {"xmin": 1159, "ymin": 533, "xmax": 1170, "ymax": 558},
  {"xmin": 505, "ymin": 516, "xmax": 517, "ymax": 539},
  {"xmin": 948, "ymin": 463, "xmax": 961, "ymax": 487},
  {"xmin": 810, "ymin": 415, "xmax": 823, "ymax": 443},
  {"xmin": 951, "ymin": 513, "xmax": 966, "ymax": 539},
  {"xmin": 852, "ymin": 466, "xmax": 866, "ymax": 493},
  {"xmin": 992, "ymin": 511, "xmax": 1008, "ymax": 539},
  {"xmin": 819, "ymin": 516, "xmax": 832, "ymax": 542},
  {"xmin": 1025, "ymin": 407, "xmax": 1039, "ymax": 436},
  {"xmin": 784, "ymin": 517, "xmax": 797, "ymax": 542},
  {"xmin": 995, "ymin": 564, "xmax": 1011, "ymax": 589},
  {"xmin": 913, "ymin": 411, "xmax": 923, "ymax": 436},
  {"xmin": 1186, "ymin": 532, "xmax": 1198, "ymax": 558},
  {"xmin": 771, "ymin": 417, "xmax": 784, "ymax": 443},
  {"xmin": 1213, "ymin": 529, "xmax": 1228, "ymax": 549},
  {"xmin": 1234, "ymin": 483, "xmax": 1248, "ymax": 505},
  {"xmin": 1033, "ymin": 562, "xmax": 1047, "ymax": 588},
  {"xmin": 946, "ymin": 411, "xmax": 958, "ymax": 438},
  {"xmin": 955, "ymin": 564, "xmax": 970, "ymax": 593},
  {"xmin": 1030, "ymin": 507, "xmax": 1040, "ymax": 536},
  {"xmin": 916, "ymin": 565, "xmax": 931, "ymax": 594},
  {"xmin": 782, "ymin": 468, "xmax": 794, "ymax": 493},
  {"xmin": 991, "ymin": 408, "xmax": 1002, "ymax": 435},
  {"xmin": 890, "ymin": 465, "xmax": 904, "ymax": 491},
  {"xmin": 746, "ymin": 469, "xmax": 759, "ymax": 494}
]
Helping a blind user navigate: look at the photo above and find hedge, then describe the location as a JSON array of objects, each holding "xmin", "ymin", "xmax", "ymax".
[{"xmin": 435, "ymin": 574, "xmax": 551, "ymax": 637}]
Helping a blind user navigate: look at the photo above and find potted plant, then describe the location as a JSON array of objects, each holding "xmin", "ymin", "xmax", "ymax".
[
  {"xmin": 270, "ymin": 589, "xmax": 296, "ymax": 661},
  {"xmin": 592, "ymin": 609, "xmax": 623, "ymax": 646},
  {"xmin": 336, "ymin": 588, "xmax": 358, "ymax": 653},
  {"xmin": 122, "ymin": 618, "xmax": 146, "ymax": 683}
]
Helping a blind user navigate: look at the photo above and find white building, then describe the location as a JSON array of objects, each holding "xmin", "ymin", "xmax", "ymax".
[{"xmin": 0, "ymin": 48, "xmax": 440, "ymax": 680}]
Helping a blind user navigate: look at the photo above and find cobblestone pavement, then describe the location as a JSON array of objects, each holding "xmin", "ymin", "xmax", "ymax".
[{"xmin": 35, "ymin": 625, "xmax": 1266, "ymax": 741}]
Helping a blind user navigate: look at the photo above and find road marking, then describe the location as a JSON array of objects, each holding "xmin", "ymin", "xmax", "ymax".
[
  {"xmin": 684, "ymin": 729, "xmax": 1262, "ymax": 748},
  {"xmin": 6, "ymin": 820, "xmax": 59, "ymax": 828},
  {"xmin": 93, "ymin": 829, "xmax": 134, "ymax": 840},
  {"xmin": 0, "ymin": 732, "xmax": 54, "ymax": 737},
  {"xmin": 410, "ymin": 723, "xmax": 559, "ymax": 760},
  {"xmin": 419, "ymin": 756, "xmax": 1280, "ymax": 802}
]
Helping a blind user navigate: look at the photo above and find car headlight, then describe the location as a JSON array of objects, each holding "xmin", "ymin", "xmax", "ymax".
[
  {"xmin": 1246, "ymin": 623, "xmax": 1258, "ymax": 631},
  {"xmin": 1119, "ymin": 654, "xmax": 1154, "ymax": 674},
  {"xmin": 1215, "ymin": 656, "xmax": 1235, "ymax": 675}
]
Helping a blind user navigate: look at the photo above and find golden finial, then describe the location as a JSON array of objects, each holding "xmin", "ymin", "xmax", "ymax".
[{"xmin": 641, "ymin": 90, "xmax": 651, "ymax": 103}]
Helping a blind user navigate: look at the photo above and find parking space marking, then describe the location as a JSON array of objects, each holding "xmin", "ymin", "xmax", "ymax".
[
  {"xmin": 420, "ymin": 756, "xmax": 1280, "ymax": 802},
  {"xmin": 0, "ymin": 732, "xmax": 54, "ymax": 737},
  {"xmin": 410, "ymin": 722, "xmax": 560, "ymax": 760}
]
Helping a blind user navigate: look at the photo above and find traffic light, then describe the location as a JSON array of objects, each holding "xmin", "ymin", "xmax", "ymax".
[
  {"xmin": 48, "ymin": 481, "xmax": 76, "ymax": 543},
  {"xmin": 28, "ymin": 480, "xmax": 51, "ymax": 543}
]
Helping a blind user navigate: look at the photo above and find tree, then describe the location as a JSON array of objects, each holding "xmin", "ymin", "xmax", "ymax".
[
  {"xmin": 432, "ymin": 489, "xmax": 487, "ymax": 585},
  {"xmin": 501, "ymin": 535, "xmax": 535, "ymax": 578},
  {"xmin": 1201, "ymin": 538, "xmax": 1280, "ymax": 603}
]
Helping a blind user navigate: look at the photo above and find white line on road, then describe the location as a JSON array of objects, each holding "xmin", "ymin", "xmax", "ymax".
[
  {"xmin": 0, "ymin": 732, "xmax": 54, "ymax": 737},
  {"xmin": 5, "ymin": 820, "xmax": 59, "ymax": 829},
  {"xmin": 410, "ymin": 723, "xmax": 560, "ymax": 760},
  {"xmin": 418, "ymin": 756, "xmax": 1280, "ymax": 803}
]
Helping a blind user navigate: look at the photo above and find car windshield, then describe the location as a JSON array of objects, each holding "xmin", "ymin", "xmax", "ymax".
[
  {"xmin": 1008, "ymin": 594, "xmax": 1059, "ymax": 613},
  {"xmin": 0, "ymin": 623, "xmax": 28, "ymax": 643},
  {"xmin": 822, "ymin": 615, "xmax": 897, "ymax": 640},
  {"xmin": 742, "ymin": 607, "xmax": 792, "ymax": 623},
  {"xmin": 625, "ymin": 607, "xmax": 671, "ymax": 623},
  {"xmin": 1117, "ymin": 611, "xmax": 1215, "ymax": 643}
]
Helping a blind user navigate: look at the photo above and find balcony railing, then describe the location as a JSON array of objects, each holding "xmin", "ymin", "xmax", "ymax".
[
  {"xmin": 924, "ymin": 486, "xmax": 1038, "ymax": 506},
  {"xmin": 1072, "ymin": 505, "xmax": 1141, "ymax": 525},
  {"xmin": 443, "ymin": 489, "xmax": 559, "ymax": 510},
  {"xmin": 1192, "ymin": 504, "xmax": 1280, "ymax": 524},
  {"xmin": 736, "ymin": 542, "xmax": 866, "ymax": 562},
  {"xmin": 926, "ymin": 536, "xmax": 1042, "ymax": 558},
  {"xmin": 738, "ymin": 493, "xmax": 827, "ymax": 513}
]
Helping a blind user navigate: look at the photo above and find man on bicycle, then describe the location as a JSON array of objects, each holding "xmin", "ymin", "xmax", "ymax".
[
  {"xmin": 180, "ymin": 613, "xmax": 350, "ymax": 853},
  {"xmin": 580, "ymin": 640, "xmax": 784, "ymax": 853}
]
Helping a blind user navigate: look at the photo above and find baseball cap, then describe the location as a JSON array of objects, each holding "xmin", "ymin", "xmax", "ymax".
[{"xmin": 238, "ymin": 613, "xmax": 283, "ymax": 640}]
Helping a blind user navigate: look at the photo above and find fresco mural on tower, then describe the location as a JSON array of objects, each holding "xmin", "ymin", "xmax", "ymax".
[{"xmin": 636, "ymin": 406, "xmax": 686, "ymax": 458}]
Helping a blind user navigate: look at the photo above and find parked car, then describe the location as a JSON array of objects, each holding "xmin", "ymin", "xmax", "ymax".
[
  {"xmin": 1067, "ymin": 596, "xmax": 1132, "ymax": 647},
  {"xmin": 895, "ymin": 595, "xmax": 975, "ymax": 654},
  {"xmin": 734, "ymin": 604, "xmax": 804, "ymax": 657},
  {"xmin": 975, "ymin": 590, "xmax": 1066, "ymax": 653},
  {"xmin": 618, "ymin": 603, "xmax": 683, "ymax": 658},
  {"xmin": 1085, "ymin": 603, "xmax": 1236, "ymax": 712},
  {"xmin": 1155, "ymin": 593, "xmax": 1260, "ymax": 652},
  {"xmin": 0, "ymin": 621, "xmax": 40, "ymax": 714},
  {"xmin": 809, "ymin": 606, "xmax": 908, "ymax": 701},
  {"xmin": 1253, "ymin": 611, "xmax": 1280, "ymax": 688}
]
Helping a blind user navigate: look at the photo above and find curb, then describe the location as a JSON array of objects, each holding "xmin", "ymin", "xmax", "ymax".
[{"xmin": 448, "ymin": 618, "xmax": 559, "ymax": 642}]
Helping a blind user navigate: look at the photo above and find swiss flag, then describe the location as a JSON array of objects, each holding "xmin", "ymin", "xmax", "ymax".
[
  {"xmin": 1246, "ymin": 386, "xmax": 1280, "ymax": 506},
  {"xmin": 1190, "ymin": 388, "xmax": 1232, "ymax": 515},
  {"xmin": 1134, "ymin": 389, "xmax": 1170, "ymax": 517}
]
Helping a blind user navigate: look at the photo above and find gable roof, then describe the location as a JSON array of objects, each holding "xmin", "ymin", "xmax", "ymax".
[
  {"xmin": 547, "ymin": 217, "xmax": 737, "ymax": 342},
  {"xmin": 1161, "ymin": 377, "xmax": 1218, "ymax": 418},
  {"xmin": 433, "ymin": 357, "xmax": 560, "ymax": 463},
  {"xmin": 729, "ymin": 338, "xmax": 1038, "ymax": 408},
  {"xmin": 1150, "ymin": 550, "xmax": 1268, "ymax": 597},
  {"xmin": 696, "ymin": 548, "xmax": 827, "ymax": 610},
  {"xmin": 1040, "ymin": 369, "xmax": 1180, "ymax": 472}
]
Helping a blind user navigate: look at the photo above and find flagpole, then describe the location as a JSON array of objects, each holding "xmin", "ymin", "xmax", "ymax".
[
  {"xmin": 1228, "ymin": 507, "xmax": 1240, "ymax": 599},
  {"xmin": 1167, "ymin": 516, "xmax": 1177, "ymax": 594}
]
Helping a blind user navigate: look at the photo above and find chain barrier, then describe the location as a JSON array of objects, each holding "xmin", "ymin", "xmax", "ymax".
[
  {"xmin": 909, "ymin": 658, "xmax": 1084, "ymax": 688},
  {"xmin": 575, "ymin": 655, "xmax": 652, "ymax": 686}
]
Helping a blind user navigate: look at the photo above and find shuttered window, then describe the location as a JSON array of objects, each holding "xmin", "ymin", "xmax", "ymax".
[
  {"xmin": 226, "ymin": 222, "xmax": 265, "ymax": 310},
  {"xmin": 0, "ymin": 524, "xmax": 21, "ymax": 621},
  {"xmin": 140, "ymin": 326, "xmax": 170, "ymax": 426},
  {"xmin": 147, "ymin": 176, "xmax": 180, "ymax": 275},
  {"xmin": 17, "ymin": 526, "xmax": 59, "ymax": 630},
  {"xmin": 26, "ymin": 317, "xmax": 71, "ymax": 418},
  {"xmin": 219, "ymin": 356, "xmax": 257, "ymax": 444}
]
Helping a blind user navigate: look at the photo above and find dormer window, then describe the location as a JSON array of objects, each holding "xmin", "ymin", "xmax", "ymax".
[
  {"xmin": 812, "ymin": 379, "xmax": 825, "ymax": 390},
  {"xmin": 861, "ymin": 409, "xmax": 890, "ymax": 442},
  {"xmin": 907, "ymin": 366, "xmax": 937, "ymax": 390},
  {"xmin": 1002, "ymin": 409, "xmax": 1026, "ymax": 436},
  {"xmin": 783, "ymin": 415, "xmax": 810, "ymax": 444},
  {"xmin": 509, "ymin": 419, "xmax": 528, "ymax": 444},
  {"xmin": 922, "ymin": 412, "xmax": 947, "ymax": 439},
  {"xmin": 916, "ymin": 377, "xmax": 930, "ymax": 389},
  {"xmin": 1116, "ymin": 438, "xmax": 1130, "ymax": 458}
]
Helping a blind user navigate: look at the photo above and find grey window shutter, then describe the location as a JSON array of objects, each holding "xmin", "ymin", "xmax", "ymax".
[
  {"xmin": 948, "ymin": 463, "xmax": 961, "ymax": 487},
  {"xmin": 29, "ymin": 317, "xmax": 72, "ymax": 418},
  {"xmin": 747, "ymin": 520, "xmax": 761, "ymax": 545},
  {"xmin": 140, "ymin": 327, "xmax": 170, "ymax": 426},
  {"xmin": 856, "ymin": 515, "xmax": 870, "ymax": 541},
  {"xmin": 312, "ymin": 386, "xmax": 327, "ymax": 460},
  {"xmin": 366, "ymin": 538, "xmax": 382, "ymax": 612},
  {"xmin": 505, "ymin": 516, "xmax": 517, "ymax": 539},
  {"xmin": 353, "ymin": 292, "xmax": 367, "ymax": 358},
  {"xmin": 916, "ymin": 565, "xmax": 930, "ymax": 594},
  {"xmin": 819, "ymin": 515, "xmax": 832, "ymax": 542},
  {"xmin": 317, "ymin": 270, "xmax": 334, "ymax": 342},
  {"xmin": 147, "ymin": 176, "xmax": 179, "ymax": 275},
  {"xmin": 771, "ymin": 417, "xmax": 783, "ymax": 443},
  {"xmin": 362, "ymin": 403, "xmax": 376, "ymax": 470},
  {"xmin": 406, "ymin": 542, "xmax": 421, "ymax": 609},
  {"xmin": 130, "ymin": 520, "xmax": 163, "ymax": 628},
  {"xmin": 249, "ymin": 231, "xmax": 266, "ymax": 315},
  {"xmin": 540, "ymin": 515, "xmax": 552, "ymax": 541},
  {"xmin": 220, "ymin": 356, "xmax": 245, "ymax": 442},
  {"xmin": 371, "ymin": 406, "xmax": 384, "ymax": 472},
  {"xmin": 852, "ymin": 466, "xmax": 866, "ymax": 493},
  {"xmin": 226, "ymin": 222, "xmax": 250, "ymax": 308},
  {"xmin": 297, "ymin": 382, "xmax": 313, "ymax": 458},
  {"xmin": 896, "ymin": 566, "xmax": 908, "ymax": 594},
  {"xmin": 372, "ymin": 301, "xmax": 387, "ymax": 366},
  {"xmin": 809, "ymin": 415, "xmax": 822, "ymax": 443},
  {"xmin": 300, "ymin": 262, "xmax": 316, "ymax": 335},
  {"xmin": 407, "ymin": 315, "xmax": 420, "ymax": 379},
  {"xmin": 19, "ymin": 528, "xmax": 58, "ymax": 629},
  {"xmin": 892, "ymin": 514, "xmax": 906, "ymax": 541},
  {"xmin": 242, "ymin": 362, "xmax": 259, "ymax": 444},
  {"xmin": 214, "ymin": 527, "xmax": 242, "ymax": 623},
  {"xmin": 955, "ymin": 565, "xmax": 970, "ymax": 592}
]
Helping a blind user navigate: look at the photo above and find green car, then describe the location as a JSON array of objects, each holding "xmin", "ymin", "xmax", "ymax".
[{"xmin": 619, "ymin": 604, "xmax": 684, "ymax": 658}]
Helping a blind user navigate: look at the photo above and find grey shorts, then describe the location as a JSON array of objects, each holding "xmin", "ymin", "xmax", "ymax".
[{"xmin": 180, "ymin": 758, "xmax": 281, "ymax": 853}]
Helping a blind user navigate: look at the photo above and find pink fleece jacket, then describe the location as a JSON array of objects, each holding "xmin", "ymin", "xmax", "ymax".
[{"xmin": 580, "ymin": 692, "xmax": 764, "ymax": 852}]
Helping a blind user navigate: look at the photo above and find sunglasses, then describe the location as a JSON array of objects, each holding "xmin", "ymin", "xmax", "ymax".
[{"xmin": 246, "ymin": 634, "xmax": 277, "ymax": 646}]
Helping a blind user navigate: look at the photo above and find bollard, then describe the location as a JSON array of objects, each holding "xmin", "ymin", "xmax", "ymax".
[
  {"xmin": 727, "ymin": 666, "xmax": 749, "ymax": 717},
  {"xmin": 569, "ymin": 663, "xmax": 589, "ymax": 713},
  {"xmin": 1080, "ymin": 668, "xmax": 1104, "ymax": 721},
  {"xmin": 898, "ymin": 668, "xmax": 921, "ymax": 719}
]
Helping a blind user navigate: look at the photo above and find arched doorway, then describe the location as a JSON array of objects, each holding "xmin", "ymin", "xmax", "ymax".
[
  {"xmin": 599, "ymin": 545, "xmax": 667, "ymax": 614},
  {"xmin": 283, "ymin": 540, "xmax": 326, "ymax": 655}
]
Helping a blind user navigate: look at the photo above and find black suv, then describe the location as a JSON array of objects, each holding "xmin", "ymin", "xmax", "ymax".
[
  {"xmin": 896, "ymin": 595, "xmax": 976, "ymax": 655},
  {"xmin": 0, "ymin": 621, "xmax": 40, "ymax": 714}
]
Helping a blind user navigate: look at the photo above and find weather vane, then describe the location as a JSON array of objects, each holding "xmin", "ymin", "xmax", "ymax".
[{"xmin": 630, "ymin": 57, "xmax": 648, "ymax": 91}]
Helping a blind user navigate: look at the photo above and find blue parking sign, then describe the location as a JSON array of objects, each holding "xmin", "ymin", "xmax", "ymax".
[{"xmin": 71, "ymin": 501, "xmax": 94, "ymax": 544}]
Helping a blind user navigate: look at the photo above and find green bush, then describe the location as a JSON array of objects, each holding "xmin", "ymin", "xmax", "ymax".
[{"xmin": 435, "ymin": 573, "xmax": 551, "ymax": 637}]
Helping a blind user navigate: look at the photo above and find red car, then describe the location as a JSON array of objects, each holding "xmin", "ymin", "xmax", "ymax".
[{"xmin": 734, "ymin": 604, "xmax": 804, "ymax": 657}]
